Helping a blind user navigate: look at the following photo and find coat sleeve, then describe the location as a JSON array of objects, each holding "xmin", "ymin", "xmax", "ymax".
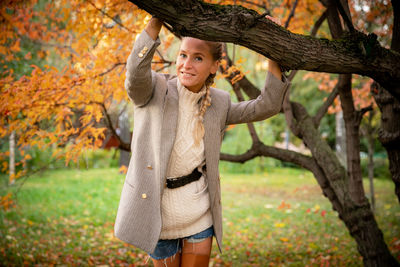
[
  {"xmin": 225, "ymin": 72, "xmax": 290, "ymax": 125},
  {"xmin": 124, "ymin": 29, "xmax": 161, "ymax": 107}
]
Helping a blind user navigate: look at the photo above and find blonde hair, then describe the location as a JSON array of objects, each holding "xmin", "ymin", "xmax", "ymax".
[{"xmin": 192, "ymin": 40, "xmax": 223, "ymax": 145}]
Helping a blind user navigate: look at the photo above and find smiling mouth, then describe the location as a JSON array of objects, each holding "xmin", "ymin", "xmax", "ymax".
[{"xmin": 180, "ymin": 71, "xmax": 195, "ymax": 77}]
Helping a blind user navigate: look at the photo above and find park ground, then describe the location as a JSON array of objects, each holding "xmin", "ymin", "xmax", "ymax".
[{"xmin": 1, "ymin": 167, "xmax": 399, "ymax": 266}]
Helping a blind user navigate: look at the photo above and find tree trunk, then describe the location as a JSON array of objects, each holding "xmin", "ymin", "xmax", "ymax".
[
  {"xmin": 290, "ymin": 102, "xmax": 399, "ymax": 267},
  {"xmin": 372, "ymin": 0, "xmax": 400, "ymax": 203},
  {"xmin": 323, "ymin": 0, "xmax": 368, "ymax": 206},
  {"xmin": 337, "ymin": 74, "xmax": 367, "ymax": 205},
  {"xmin": 372, "ymin": 82, "xmax": 400, "ymax": 203}
]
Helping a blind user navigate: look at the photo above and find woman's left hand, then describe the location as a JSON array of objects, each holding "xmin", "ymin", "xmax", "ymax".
[
  {"xmin": 265, "ymin": 15, "xmax": 283, "ymax": 79},
  {"xmin": 265, "ymin": 15, "xmax": 282, "ymax": 26}
]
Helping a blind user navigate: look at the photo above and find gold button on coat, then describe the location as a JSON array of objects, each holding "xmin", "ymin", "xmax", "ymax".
[
  {"xmin": 138, "ymin": 46, "xmax": 148, "ymax": 58},
  {"xmin": 142, "ymin": 193, "xmax": 147, "ymax": 199},
  {"xmin": 147, "ymin": 165, "xmax": 153, "ymax": 170}
]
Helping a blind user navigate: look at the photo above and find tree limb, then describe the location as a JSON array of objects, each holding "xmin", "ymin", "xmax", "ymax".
[
  {"xmin": 220, "ymin": 141, "xmax": 315, "ymax": 171},
  {"xmin": 284, "ymin": 0, "xmax": 299, "ymax": 29},
  {"xmin": 335, "ymin": 0, "xmax": 355, "ymax": 32},
  {"xmin": 313, "ymin": 85, "xmax": 339, "ymax": 127},
  {"xmin": 128, "ymin": 0, "xmax": 400, "ymax": 100},
  {"xmin": 312, "ymin": 10, "xmax": 328, "ymax": 36}
]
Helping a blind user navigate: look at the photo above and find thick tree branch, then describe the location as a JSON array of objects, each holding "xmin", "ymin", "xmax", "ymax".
[
  {"xmin": 285, "ymin": 10, "xmax": 327, "ymax": 80},
  {"xmin": 220, "ymin": 141, "xmax": 315, "ymax": 171},
  {"xmin": 128, "ymin": 0, "xmax": 400, "ymax": 100}
]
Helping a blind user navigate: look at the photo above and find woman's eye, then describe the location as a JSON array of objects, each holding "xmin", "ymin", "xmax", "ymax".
[
  {"xmin": 179, "ymin": 53, "xmax": 187, "ymax": 58},
  {"xmin": 195, "ymin": 57, "xmax": 203, "ymax": 62}
]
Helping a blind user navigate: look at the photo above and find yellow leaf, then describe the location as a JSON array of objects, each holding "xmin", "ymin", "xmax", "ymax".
[
  {"xmin": 308, "ymin": 242, "xmax": 318, "ymax": 249},
  {"xmin": 313, "ymin": 204, "xmax": 320, "ymax": 212},
  {"xmin": 274, "ymin": 222, "xmax": 285, "ymax": 228}
]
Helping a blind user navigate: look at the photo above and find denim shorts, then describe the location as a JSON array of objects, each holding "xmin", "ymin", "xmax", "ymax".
[{"xmin": 149, "ymin": 226, "xmax": 214, "ymax": 260}]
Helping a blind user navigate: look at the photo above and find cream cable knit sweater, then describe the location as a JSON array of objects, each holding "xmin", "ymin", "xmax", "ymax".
[{"xmin": 159, "ymin": 79, "xmax": 213, "ymax": 240}]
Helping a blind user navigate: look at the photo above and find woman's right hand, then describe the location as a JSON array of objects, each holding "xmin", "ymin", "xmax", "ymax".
[{"xmin": 144, "ymin": 17, "xmax": 163, "ymax": 41}]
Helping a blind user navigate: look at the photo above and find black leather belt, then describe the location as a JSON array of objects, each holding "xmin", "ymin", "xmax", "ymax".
[{"xmin": 166, "ymin": 167, "xmax": 204, "ymax": 189}]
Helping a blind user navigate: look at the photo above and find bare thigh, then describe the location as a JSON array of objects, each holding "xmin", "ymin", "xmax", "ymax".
[{"xmin": 180, "ymin": 237, "xmax": 212, "ymax": 267}]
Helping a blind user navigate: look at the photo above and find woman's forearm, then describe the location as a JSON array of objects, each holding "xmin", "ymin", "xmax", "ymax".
[
  {"xmin": 268, "ymin": 60, "xmax": 282, "ymax": 81},
  {"xmin": 124, "ymin": 18, "xmax": 162, "ymax": 106},
  {"xmin": 145, "ymin": 17, "xmax": 163, "ymax": 41}
]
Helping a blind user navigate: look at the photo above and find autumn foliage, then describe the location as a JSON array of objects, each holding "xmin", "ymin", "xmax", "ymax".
[
  {"xmin": 1, "ymin": 0, "xmax": 146, "ymax": 180},
  {"xmin": 0, "ymin": 0, "xmax": 392, "ymax": 181}
]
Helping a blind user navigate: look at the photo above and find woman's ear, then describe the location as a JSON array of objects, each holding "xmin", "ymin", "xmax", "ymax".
[{"xmin": 210, "ymin": 60, "xmax": 219, "ymax": 75}]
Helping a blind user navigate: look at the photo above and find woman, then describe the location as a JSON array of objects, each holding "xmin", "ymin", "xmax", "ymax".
[{"xmin": 114, "ymin": 17, "xmax": 290, "ymax": 266}]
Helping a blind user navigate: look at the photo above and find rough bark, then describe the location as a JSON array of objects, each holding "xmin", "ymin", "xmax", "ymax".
[
  {"xmin": 337, "ymin": 74, "xmax": 367, "ymax": 205},
  {"xmin": 290, "ymin": 102, "xmax": 399, "ymax": 267},
  {"xmin": 129, "ymin": 0, "xmax": 400, "ymax": 100},
  {"xmin": 372, "ymin": 81, "xmax": 400, "ymax": 203},
  {"xmin": 324, "ymin": 0, "xmax": 368, "ymax": 206},
  {"xmin": 372, "ymin": 0, "xmax": 400, "ymax": 203}
]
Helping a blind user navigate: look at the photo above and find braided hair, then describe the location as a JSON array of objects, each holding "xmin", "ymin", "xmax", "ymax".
[{"xmin": 193, "ymin": 40, "xmax": 223, "ymax": 145}]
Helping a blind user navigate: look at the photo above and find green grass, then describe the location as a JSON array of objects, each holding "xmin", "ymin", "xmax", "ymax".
[{"xmin": 1, "ymin": 168, "xmax": 399, "ymax": 266}]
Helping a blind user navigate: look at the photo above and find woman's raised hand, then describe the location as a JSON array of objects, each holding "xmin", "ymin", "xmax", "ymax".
[
  {"xmin": 144, "ymin": 16, "xmax": 163, "ymax": 41},
  {"xmin": 265, "ymin": 15, "xmax": 282, "ymax": 26},
  {"xmin": 264, "ymin": 15, "xmax": 283, "ymax": 79}
]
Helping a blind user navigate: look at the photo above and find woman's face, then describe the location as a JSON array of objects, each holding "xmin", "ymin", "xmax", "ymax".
[{"xmin": 176, "ymin": 37, "xmax": 219, "ymax": 93}]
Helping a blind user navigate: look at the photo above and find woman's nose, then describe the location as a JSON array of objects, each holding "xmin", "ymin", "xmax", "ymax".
[{"xmin": 183, "ymin": 58, "xmax": 192, "ymax": 69}]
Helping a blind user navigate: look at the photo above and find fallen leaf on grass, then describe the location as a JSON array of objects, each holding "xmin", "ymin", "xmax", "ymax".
[{"xmin": 274, "ymin": 222, "xmax": 285, "ymax": 228}]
